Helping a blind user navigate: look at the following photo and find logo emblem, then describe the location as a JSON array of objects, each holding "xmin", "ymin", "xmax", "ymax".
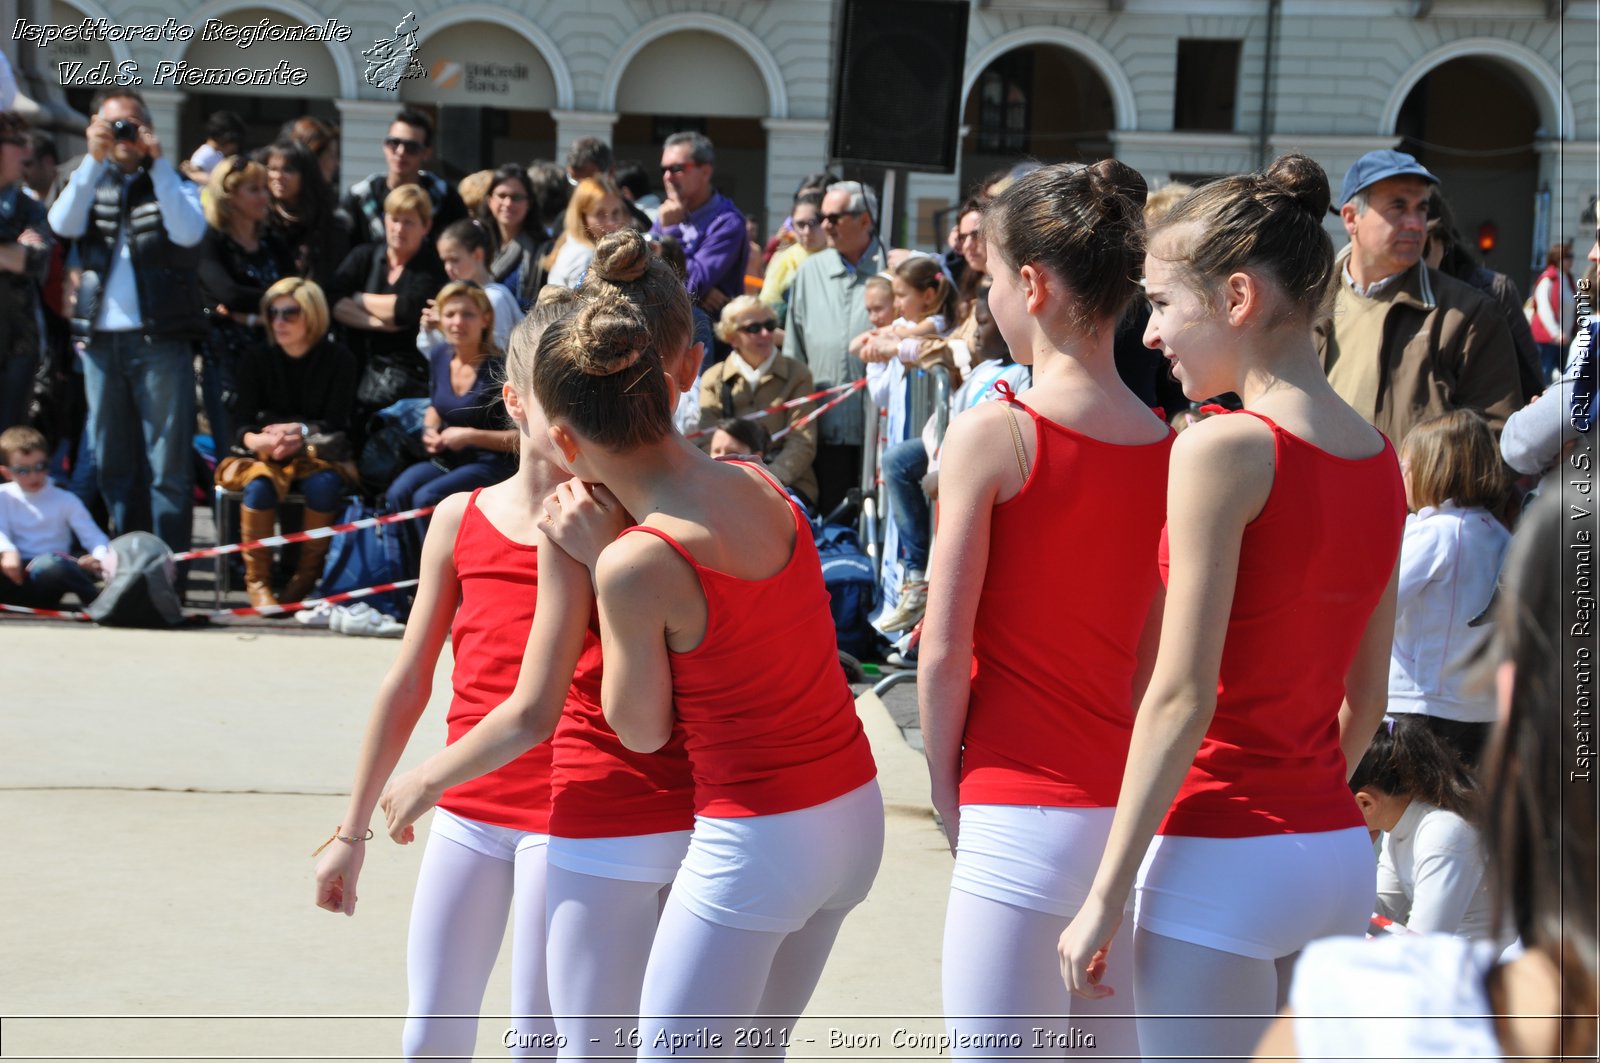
[{"xmin": 363, "ymin": 12, "xmax": 425, "ymax": 91}]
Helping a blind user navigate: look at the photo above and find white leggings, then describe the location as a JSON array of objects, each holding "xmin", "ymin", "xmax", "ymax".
[
  {"xmin": 403, "ymin": 810, "xmax": 556, "ymax": 1061},
  {"xmin": 545, "ymin": 865, "xmax": 673, "ymax": 1061},
  {"xmin": 942, "ymin": 805, "xmax": 1138, "ymax": 1060}
]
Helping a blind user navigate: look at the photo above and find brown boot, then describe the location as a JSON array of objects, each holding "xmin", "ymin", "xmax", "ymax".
[
  {"xmin": 239, "ymin": 505, "xmax": 280, "ymax": 610},
  {"xmin": 280, "ymin": 507, "xmax": 335, "ymax": 606}
]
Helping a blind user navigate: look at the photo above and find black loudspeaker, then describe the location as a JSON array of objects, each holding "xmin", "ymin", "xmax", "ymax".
[{"xmin": 829, "ymin": 0, "xmax": 970, "ymax": 172}]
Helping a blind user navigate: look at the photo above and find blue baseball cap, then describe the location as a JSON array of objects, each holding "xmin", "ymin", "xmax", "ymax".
[{"xmin": 1338, "ymin": 150, "xmax": 1438, "ymax": 208}]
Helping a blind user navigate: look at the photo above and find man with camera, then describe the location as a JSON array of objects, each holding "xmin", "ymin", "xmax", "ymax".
[{"xmin": 47, "ymin": 87, "xmax": 207, "ymax": 554}]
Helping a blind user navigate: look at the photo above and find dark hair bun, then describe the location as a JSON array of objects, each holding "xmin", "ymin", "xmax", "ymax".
[
  {"xmin": 1265, "ymin": 153, "xmax": 1330, "ymax": 219},
  {"xmin": 1088, "ymin": 158, "xmax": 1149, "ymax": 213},
  {"xmin": 572, "ymin": 295, "xmax": 651, "ymax": 376},
  {"xmin": 592, "ymin": 229, "xmax": 650, "ymax": 284}
]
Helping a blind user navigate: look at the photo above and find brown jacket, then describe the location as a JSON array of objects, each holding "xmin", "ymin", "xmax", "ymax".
[
  {"xmin": 1314, "ymin": 255, "xmax": 1524, "ymax": 445},
  {"xmin": 697, "ymin": 354, "xmax": 819, "ymax": 505}
]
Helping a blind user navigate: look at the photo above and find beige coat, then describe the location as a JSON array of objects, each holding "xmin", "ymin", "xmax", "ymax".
[{"xmin": 697, "ymin": 354, "xmax": 819, "ymax": 505}]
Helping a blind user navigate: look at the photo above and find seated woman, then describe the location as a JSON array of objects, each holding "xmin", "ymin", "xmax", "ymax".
[
  {"xmin": 327, "ymin": 184, "xmax": 446, "ymax": 431},
  {"xmin": 385, "ymin": 281, "xmax": 517, "ymax": 571},
  {"xmin": 199, "ymin": 155, "xmax": 292, "ymax": 452},
  {"xmin": 542, "ymin": 176, "xmax": 627, "ymax": 289},
  {"xmin": 214, "ymin": 277, "xmax": 357, "ymax": 609},
  {"xmin": 696, "ymin": 295, "xmax": 819, "ymax": 507}
]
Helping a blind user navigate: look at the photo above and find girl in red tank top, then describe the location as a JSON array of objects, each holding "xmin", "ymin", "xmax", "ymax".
[
  {"xmin": 531, "ymin": 286, "xmax": 883, "ymax": 1058},
  {"xmin": 314, "ymin": 300, "xmax": 582, "ymax": 1060},
  {"xmin": 918, "ymin": 162, "xmax": 1169, "ymax": 1060},
  {"xmin": 1059, "ymin": 156, "xmax": 1405, "ymax": 1063}
]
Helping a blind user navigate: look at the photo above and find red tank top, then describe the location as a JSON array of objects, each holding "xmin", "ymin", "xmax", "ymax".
[
  {"xmin": 960, "ymin": 399, "xmax": 1174, "ymax": 808},
  {"xmin": 437, "ymin": 489, "xmax": 552, "ymax": 833},
  {"xmin": 622, "ymin": 465, "xmax": 878, "ymax": 817},
  {"xmin": 548, "ymin": 612, "xmax": 696, "ymax": 838},
  {"xmin": 1158, "ymin": 410, "xmax": 1406, "ymax": 837}
]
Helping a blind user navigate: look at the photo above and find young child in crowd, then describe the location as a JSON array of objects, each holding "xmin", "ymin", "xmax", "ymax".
[
  {"xmin": 707, "ymin": 417, "xmax": 772, "ymax": 462},
  {"xmin": 418, "ymin": 219, "xmax": 523, "ymax": 353},
  {"xmin": 1349, "ymin": 714, "xmax": 1501, "ymax": 944},
  {"xmin": 1388, "ymin": 409, "xmax": 1510, "ymax": 767},
  {"xmin": 0, "ymin": 425, "xmax": 109, "ymax": 607}
]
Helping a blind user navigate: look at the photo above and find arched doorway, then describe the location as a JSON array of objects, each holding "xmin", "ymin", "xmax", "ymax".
[
  {"xmin": 959, "ymin": 44, "xmax": 1115, "ymax": 193},
  {"xmin": 173, "ymin": 6, "xmax": 343, "ymax": 159},
  {"xmin": 400, "ymin": 20, "xmax": 560, "ymax": 180},
  {"xmin": 609, "ymin": 29, "xmax": 771, "ymax": 231},
  {"xmin": 1396, "ymin": 57, "xmax": 1542, "ymax": 285}
]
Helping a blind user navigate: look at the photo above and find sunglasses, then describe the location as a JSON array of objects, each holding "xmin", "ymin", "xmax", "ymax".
[
  {"xmin": 267, "ymin": 305, "xmax": 303, "ymax": 322},
  {"xmin": 7, "ymin": 461, "xmax": 49, "ymax": 475},
  {"xmin": 820, "ymin": 211, "xmax": 864, "ymax": 226},
  {"xmin": 384, "ymin": 137, "xmax": 425, "ymax": 154},
  {"xmin": 661, "ymin": 162, "xmax": 698, "ymax": 176},
  {"xmin": 739, "ymin": 321, "xmax": 779, "ymax": 335},
  {"xmin": 792, "ymin": 218, "xmax": 818, "ymax": 230}
]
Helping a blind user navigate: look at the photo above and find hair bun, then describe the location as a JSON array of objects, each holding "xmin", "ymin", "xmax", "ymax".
[
  {"xmin": 1264, "ymin": 153, "xmax": 1330, "ymax": 219},
  {"xmin": 591, "ymin": 229, "xmax": 650, "ymax": 284},
  {"xmin": 1087, "ymin": 158, "xmax": 1149, "ymax": 213},
  {"xmin": 572, "ymin": 296, "xmax": 651, "ymax": 376}
]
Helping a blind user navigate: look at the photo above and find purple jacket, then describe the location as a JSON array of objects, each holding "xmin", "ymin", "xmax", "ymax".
[{"xmin": 652, "ymin": 190, "xmax": 748, "ymax": 302}]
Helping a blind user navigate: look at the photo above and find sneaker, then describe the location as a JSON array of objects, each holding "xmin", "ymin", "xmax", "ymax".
[
  {"xmin": 873, "ymin": 575, "xmax": 928, "ymax": 634},
  {"xmin": 331, "ymin": 602, "xmax": 407, "ymax": 638},
  {"xmin": 294, "ymin": 601, "xmax": 334, "ymax": 628},
  {"xmin": 884, "ymin": 647, "xmax": 919, "ymax": 669}
]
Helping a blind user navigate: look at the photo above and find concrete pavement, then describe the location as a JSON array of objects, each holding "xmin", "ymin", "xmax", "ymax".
[{"xmin": 0, "ymin": 620, "xmax": 949, "ymax": 1062}]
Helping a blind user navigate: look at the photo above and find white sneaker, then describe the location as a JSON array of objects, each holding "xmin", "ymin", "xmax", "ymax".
[
  {"xmin": 873, "ymin": 575, "xmax": 928, "ymax": 634},
  {"xmin": 294, "ymin": 601, "xmax": 334, "ymax": 628},
  {"xmin": 330, "ymin": 602, "xmax": 405, "ymax": 638}
]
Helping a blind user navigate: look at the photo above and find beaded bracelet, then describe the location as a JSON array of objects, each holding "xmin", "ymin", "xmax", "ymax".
[{"xmin": 311, "ymin": 826, "xmax": 375, "ymax": 857}]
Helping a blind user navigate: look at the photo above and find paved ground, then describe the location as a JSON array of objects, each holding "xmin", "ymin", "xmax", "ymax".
[{"xmin": 0, "ymin": 617, "xmax": 947, "ymax": 1063}]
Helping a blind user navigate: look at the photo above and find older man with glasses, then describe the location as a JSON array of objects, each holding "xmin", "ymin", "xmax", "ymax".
[
  {"xmin": 652, "ymin": 130, "xmax": 748, "ymax": 315},
  {"xmin": 782, "ymin": 179, "xmax": 887, "ymax": 515},
  {"xmin": 339, "ymin": 107, "xmax": 465, "ymax": 247}
]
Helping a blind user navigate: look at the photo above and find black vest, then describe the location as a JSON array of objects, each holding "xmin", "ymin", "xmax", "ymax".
[{"xmin": 70, "ymin": 164, "xmax": 206, "ymax": 340}]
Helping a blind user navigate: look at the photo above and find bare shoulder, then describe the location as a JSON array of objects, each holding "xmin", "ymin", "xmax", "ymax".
[
  {"xmin": 419, "ymin": 490, "xmax": 470, "ymax": 543},
  {"xmin": 595, "ymin": 529, "xmax": 691, "ymax": 595},
  {"xmin": 1169, "ymin": 413, "xmax": 1278, "ymax": 515},
  {"xmin": 1172, "ymin": 411, "xmax": 1276, "ymax": 470},
  {"xmin": 943, "ymin": 400, "xmax": 1024, "ymax": 471}
]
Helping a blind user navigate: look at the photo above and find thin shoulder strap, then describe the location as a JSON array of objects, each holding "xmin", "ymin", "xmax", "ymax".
[
  {"xmin": 620, "ymin": 524, "xmax": 699, "ymax": 569},
  {"xmin": 993, "ymin": 380, "xmax": 1032, "ymax": 482}
]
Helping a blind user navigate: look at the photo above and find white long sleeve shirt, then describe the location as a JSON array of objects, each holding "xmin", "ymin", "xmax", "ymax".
[
  {"xmin": 0, "ymin": 482, "xmax": 111, "ymax": 562},
  {"xmin": 1375, "ymin": 800, "xmax": 1500, "ymax": 943},
  {"xmin": 1388, "ymin": 503, "xmax": 1509, "ymax": 722},
  {"xmin": 46, "ymin": 155, "xmax": 206, "ymax": 332}
]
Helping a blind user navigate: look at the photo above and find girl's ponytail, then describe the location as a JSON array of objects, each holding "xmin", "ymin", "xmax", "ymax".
[{"xmin": 1350, "ymin": 715, "xmax": 1480, "ymax": 822}]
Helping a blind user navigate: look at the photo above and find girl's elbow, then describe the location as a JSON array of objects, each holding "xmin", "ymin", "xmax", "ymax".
[{"xmin": 616, "ymin": 724, "xmax": 669, "ymax": 754}]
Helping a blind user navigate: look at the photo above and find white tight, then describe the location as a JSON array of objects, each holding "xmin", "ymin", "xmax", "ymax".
[
  {"xmin": 941, "ymin": 889, "xmax": 1139, "ymax": 1060},
  {"xmin": 545, "ymin": 866, "xmax": 671, "ymax": 1062},
  {"xmin": 402, "ymin": 827, "xmax": 555, "ymax": 1061},
  {"xmin": 636, "ymin": 898, "xmax": 855, "ymax": 1061},
  {"xmin": 1132, "ymin": 929, "xmax": 1298, "ymax": 1063}
]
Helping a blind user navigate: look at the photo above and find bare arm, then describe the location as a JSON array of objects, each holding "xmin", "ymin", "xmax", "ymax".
[
  {"xmin": 1058, "ymin": 417, "xmax": 1275, "ymax": 998},
  {"xmin": 594, "ymin": 535, "xmax": 680, "ymax": 753},
  {"xmin": 312, "ymin": 493, "xmax": 466, "ymax": 913},
  {"xmin": 917, "ymin": 404, "xmax": 1012, "ymax": 853},
  {"xmin": 377, "ymin": 530, "xmax": 596, "ymax": 840},
  {"xmin": 1338, "ymin": 561, "xmax": 1398, "ymax": 775},
  {"xmin": 333, "ymin": 295, "xmax": 392, "ymax": 331}
]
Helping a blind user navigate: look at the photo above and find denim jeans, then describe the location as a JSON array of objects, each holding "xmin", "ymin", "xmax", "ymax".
[
  {"xmin": 386, "ymin": 452, "xmax": 515, "ymax": 579},
  {"xmin": 881, "ymin": 437, "xmax": 930, "ymax": 573},
  {"xmin": 0, "ymin": 352, "xmax": 35, "ymax": 432},
  {"xmin": 0, "ymin": 553, "xmax": 101, "ymax": 607},
  {"xmin": 80, "ymin": 331, "xmax": 196, "ymax": 552},
  {"xmin": 241, "ymin": 469, "xmax": 344, "ymax": 512}
]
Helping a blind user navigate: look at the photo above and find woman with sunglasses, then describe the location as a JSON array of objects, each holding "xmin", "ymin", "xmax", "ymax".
[
  {"xmin": 215, "ymin": 277, "xmax": 357, "ymax": 608},
  {"xmin": 697, "ymin": 295, "xmax": 819, "ymax": 507},
  {"xmin": 758, "ymin": 191, "xmax": 826, "ymax": 327},
  {"xmin": 199, "ymin": 155, "xmax": 294, "ymax": 455}
]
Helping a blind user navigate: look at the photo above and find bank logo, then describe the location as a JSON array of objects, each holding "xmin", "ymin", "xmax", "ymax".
[
  {"xmin": 431, "ymin": 60, "xmax": 462, "ymax": 90},
  {"xmin": 363, "ymin": 12, "xmax": 425, "ymax": 91}
]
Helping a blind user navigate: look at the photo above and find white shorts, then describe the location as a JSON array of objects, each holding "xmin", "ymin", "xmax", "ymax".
[
  {"xmin": 546, "ymin": 830, "xmax": 693, "ymax": 885},
  {"xmin": 672, "ymin": 780, "xmax": 885, "ymax": 933},
  {"xmin": 429, "ymin": 806, "xmax": 548, "ymax": 861},
  {"xmin": 1134, "ymin": 828, "xmax": 1375, "ymax": 960},
  {"xmin": 950, "ymin": 804, "xmax": 1120, "ymax": 918}
]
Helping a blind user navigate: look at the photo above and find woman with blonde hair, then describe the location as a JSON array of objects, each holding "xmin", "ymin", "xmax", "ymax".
[
  {"xmin": 697, "ymin": 294, "xmax": 819, "ymax": 505},
  {"xmin": 215, "ymin": 277, "xmax": 357, "ymax": 608},
  {"xmin": 542, "ymin": 176, "xmax": 627, "ymax": 289},
  {"xmin": 199, "ymin": 154, "xmax": 293, "ymax": 452}
]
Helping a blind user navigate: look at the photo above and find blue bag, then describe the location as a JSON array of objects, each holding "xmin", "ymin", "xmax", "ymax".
[
  {"xmin": 319, "ymin": 497, "xmax": 406, "ymax": 617},
  {"xmin": 813, "ymin": 519, "xmax": 879, "ymax": 658}
]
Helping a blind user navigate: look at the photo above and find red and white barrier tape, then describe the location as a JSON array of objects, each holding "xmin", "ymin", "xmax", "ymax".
[
  {"xmin": 170, "ymin": 506, "xmax": 435, "ymax": 563},
  {"xmin": 683, "ymin": 380, "xmax": 863, "ymax": 441},
  {"xmin": 771, "ymin": 379, "xmax": 869, "ymax": 440},
  {"xmin": 0, "ymin": 578, "xmax": 419, "ymax": 622}
]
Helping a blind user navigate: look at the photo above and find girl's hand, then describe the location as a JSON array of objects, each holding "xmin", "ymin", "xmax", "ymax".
[
  {"xmin": 542, "ymin": 480, "xmax": 628, "ymax": 569},
  {"xmin": 378, "ymin": 767, "xmax": 441, "ymax": 843},
  {"xmin": 1058, "ymin": 893, "xmax": 1123, "ymax": 1000},
  {"xmin": 930, "ymin": 781, "xmax": 960, "ymax": 857},
  {"xmin": 313, "ymin": 838, "xmax": 366, "ymax": 916}
]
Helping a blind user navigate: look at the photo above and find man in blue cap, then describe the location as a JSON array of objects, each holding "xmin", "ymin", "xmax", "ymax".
[{"xmin": 1314, "ymin": 149, "xmax": 1522, "ymax": 443}]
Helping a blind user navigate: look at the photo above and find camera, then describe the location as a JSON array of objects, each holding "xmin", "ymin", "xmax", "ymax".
[{"xmin": 110, "ymin": 119, "xmax": 140, "ymax": 143}]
